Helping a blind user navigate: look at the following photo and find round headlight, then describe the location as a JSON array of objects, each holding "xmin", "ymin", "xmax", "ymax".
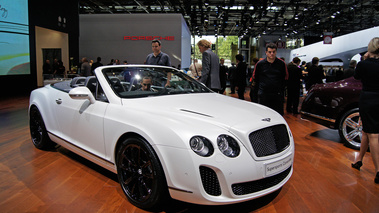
[
  {"xmin": 190, "ymin": 136, "xmax": 214, "ymax": 157},
  {"xmin": 217, "ymin": 135, "xmax": 240, "ymax": 157}
]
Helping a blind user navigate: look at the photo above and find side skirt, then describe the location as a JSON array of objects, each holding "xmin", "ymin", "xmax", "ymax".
[{"xmin": 48, "ymin": 132, "xmax": 117, "ymax": 174}]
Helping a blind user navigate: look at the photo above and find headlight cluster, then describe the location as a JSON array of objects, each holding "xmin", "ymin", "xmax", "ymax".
[
  {"xmin": 190, "ymin": 136, "xmax": 214, "ymax": 157},
  {"xmin": 189, "ymin": 135, "xmax": 240, "ymax": 158},
  {"xmin": 217, "ymin": 135, "xmax": 240, "ymax": 157}
]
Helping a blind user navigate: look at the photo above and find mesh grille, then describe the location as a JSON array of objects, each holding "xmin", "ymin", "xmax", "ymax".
[
  {"xmin": 249, "ymin": 124, "xmax": 290, "ymax": 157},
  {"xmin": 232, "ymin": 166, "xmax": 292, "ymax": 195},
  {"xmin": 199, "ymin": 166, "xmax": 221, "ymax": 196}
]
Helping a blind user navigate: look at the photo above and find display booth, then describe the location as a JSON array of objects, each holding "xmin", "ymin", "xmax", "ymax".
[{"xmin": 79, "ymin": 14, "xmax": 191, "ymax": 69}]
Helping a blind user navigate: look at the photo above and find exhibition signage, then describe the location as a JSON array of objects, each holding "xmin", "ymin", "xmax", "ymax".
[
  {"xmin": 123, "ymin": 36, "xmax": 175, "ymax": 41},
  {"xmin": 323, "ymin": 32, "xmax": 333, "ymax": 44}
]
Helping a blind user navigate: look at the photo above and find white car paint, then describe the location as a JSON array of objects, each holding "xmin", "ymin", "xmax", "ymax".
[{"xmin": 29, "ymin": 65, "xmax": 295, "ymax": 207}]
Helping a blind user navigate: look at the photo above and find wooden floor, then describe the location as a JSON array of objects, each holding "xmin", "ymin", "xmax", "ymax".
[{"xmin": 1, "ymin": 90, "xmax": 379, "ymax": 213}]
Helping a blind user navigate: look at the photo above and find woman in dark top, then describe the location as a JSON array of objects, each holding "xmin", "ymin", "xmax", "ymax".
[{"xmin": 351, "ymin": 37, "xmax": 379, "ymax": 184}]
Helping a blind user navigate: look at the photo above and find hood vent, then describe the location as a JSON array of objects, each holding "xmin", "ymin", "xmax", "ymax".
[{"xmin": 180, "ymin": 109, "xmax": 213, "ymax": 118}]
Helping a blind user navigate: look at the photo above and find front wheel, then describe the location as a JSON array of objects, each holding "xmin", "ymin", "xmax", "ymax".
[
  {"xmin": 29, "ymin": 106, "xmax": 53, "ymax": 150},
  {"xmin": 116, "ymin": 137, "xmax": 169, "ymax": 211},
  {"xmin": 338, "ymin": 108, "xmax": 362, "ymax": 150}
]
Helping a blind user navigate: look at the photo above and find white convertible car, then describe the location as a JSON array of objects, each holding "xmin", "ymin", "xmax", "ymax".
[{"xmin": 29, "ymin": 65, "xmax": 294, "ymax": 210}]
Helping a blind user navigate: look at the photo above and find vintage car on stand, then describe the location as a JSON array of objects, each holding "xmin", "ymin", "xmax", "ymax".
[
  {"xmin": 29, "ymin": 65, "xmax": 294, "ymax": 211},
  {"xmin": 301, "ymin": 77, "xmax": 362, "ymax": 149}
]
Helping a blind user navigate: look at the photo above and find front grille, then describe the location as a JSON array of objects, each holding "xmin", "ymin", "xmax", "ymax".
[
  {"xmin": 232, "ymin": 166, "xmax": 292, "ymax": 195},
  {"xmin": 199, "ymin": 166, "xmax": 221, "ymax": 196},
  {"xmin": 249, "ymin": 124, "xmax": 290, "ymax": 157}
]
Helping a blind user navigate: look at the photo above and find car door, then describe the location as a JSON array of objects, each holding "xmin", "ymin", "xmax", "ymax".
[{"xmin": 52, "ymin": 82, "xmax": 108, "ymax": 159}]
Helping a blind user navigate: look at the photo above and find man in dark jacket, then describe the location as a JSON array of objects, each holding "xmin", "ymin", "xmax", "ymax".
[
  {"xmin": 235, "ymin": 54, "xmax": 247, "ymax": 100},
  {"xmin": 228, "ymin": 63, "xmax": 237, "ymax": 94},
  {"xmin": 286, "ymin": 57, "xmax": 303, "ymax": 114},
  {"xmin": 91, "ymin": 57, "xmax": 103, "ymax": 74},
  {"xmin": 253, "ymin": 43, "xmax": 288, "ymax": 115},
  {"xmin": 219, "ymin": 58, "xmax": 228, "ymax": 94},
  {"xmin": 306, "ymin": 57, "xmax": 325, "ymax": 90}
]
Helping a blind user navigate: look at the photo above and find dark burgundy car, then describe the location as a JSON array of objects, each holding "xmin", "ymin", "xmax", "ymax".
[{"xmin": 300, "ymin": 77, "xmax": 362, "ymax": 149}]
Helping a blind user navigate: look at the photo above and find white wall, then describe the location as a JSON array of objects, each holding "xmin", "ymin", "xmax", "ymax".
[
  {"xmin": 290, "ymin": 27, "xmax": 379, "ymax": 68},
  {"xmin": 35, "ymin": 26, "xmax": 69, "ymax": 87},
  {"xmin": 79, "ymin": 14, "xmax": 191, "ymax": 68}
]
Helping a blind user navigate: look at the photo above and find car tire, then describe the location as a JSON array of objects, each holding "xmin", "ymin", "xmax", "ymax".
[
  {"xmin": 338, "ymin": 108, "xmax": 362, "ymax": 150},
  {"xmin": 29, "ymin": 106, "xmax": 53, "ymax": 150},
  {"xmin": 116, "ymin": 137, "xmax": 169, "ymax": 211}
]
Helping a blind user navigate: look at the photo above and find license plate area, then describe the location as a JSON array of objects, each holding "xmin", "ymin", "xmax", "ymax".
[{"xmin": 264, "ymin": 155, "xmax": 292, "ymax": 177}]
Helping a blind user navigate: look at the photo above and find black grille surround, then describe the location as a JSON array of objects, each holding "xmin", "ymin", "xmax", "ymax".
[
  {"xmin": 232, "ymin": 166, "xmax": 292, "ymax": 195},
  {"xmin": 199, "ymin": 166, "xmax": 222, "ymax": 196},
  {"xmin": 249, "ymin": 124, "xmax": 290, "ymax": 157}
]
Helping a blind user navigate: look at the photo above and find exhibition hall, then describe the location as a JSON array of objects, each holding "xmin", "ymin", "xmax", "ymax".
[{"xmin": 1, "ymin": 0, "xmax": 379, "ymax": 212}]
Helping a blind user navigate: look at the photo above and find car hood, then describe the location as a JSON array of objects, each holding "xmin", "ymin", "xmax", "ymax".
[
  {"xmin": 310, "ymin": 77, "xmax": 361, "ymax": 91},
  {"xmin": 121, "ymin": 93, "xmax": 284, "ymax": 132}
]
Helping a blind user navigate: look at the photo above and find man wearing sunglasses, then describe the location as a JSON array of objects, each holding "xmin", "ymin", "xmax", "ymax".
[{"xmin": 139, "ymin": 76, "xmax": 156, "ymax": 92}]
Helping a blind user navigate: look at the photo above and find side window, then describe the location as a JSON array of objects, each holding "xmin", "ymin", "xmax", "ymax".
[{"xmin": 96, "ymin": 82, "xmax": 108, "ymax": 102}]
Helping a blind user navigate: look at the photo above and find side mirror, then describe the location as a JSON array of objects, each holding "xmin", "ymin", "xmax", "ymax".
[{"xmin": 69, "ymin": 87, "xmax": 96, "ymax": 104}]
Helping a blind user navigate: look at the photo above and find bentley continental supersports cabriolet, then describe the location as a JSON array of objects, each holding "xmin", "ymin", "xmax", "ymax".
[{"xmin": 29, "ymin": 65, "xmax": 294, "ymax": 210}]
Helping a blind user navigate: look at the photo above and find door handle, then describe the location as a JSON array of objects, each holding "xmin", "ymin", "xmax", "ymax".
[{"xmin": 56, "ymin": 98, "xmax": 62, "ymax": 104}]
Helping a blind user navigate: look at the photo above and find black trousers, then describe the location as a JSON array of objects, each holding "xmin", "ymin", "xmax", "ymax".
[
  {"xmin": 286, "ymin": 85, "xmax": 301, "ymax": 113},
  {"xmin": 258, "ymin": 92, "xmax": 284, "ymax": 116},
  {"xmin": 237, "ymin": 85, "xmax": 245, "ymax": 100},
  {"xmin": 230, "ymin": 80, "xmax": 236, "ymax": 93},
  {"xmin": 249, "ymin": 86, "xmax": 258, "ymax": 103}
]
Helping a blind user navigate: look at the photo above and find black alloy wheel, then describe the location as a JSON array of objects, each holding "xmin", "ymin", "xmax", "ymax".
[
  {"xmin": 116, "ymin": 137, "xmax": 168, "ymax": 211},
  {"xmin": 339, "ymin": 108, "xmax": 362, "ymax": 150},
  {"xmin": 29, "ymin": 106, "xmax": 53, "ymax": 150}
]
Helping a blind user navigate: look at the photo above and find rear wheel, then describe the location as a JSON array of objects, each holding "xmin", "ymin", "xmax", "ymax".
[
  {"xmin": 338, "ymin": 108, "xmax": 361, "ymax": 150},
  {"xmin": 116, "ymin": 137, "xmax": 169, "ymax": 211},
  {"xmin": 29, "ymin": 106, "xmax": 53, "ymax": 150}
]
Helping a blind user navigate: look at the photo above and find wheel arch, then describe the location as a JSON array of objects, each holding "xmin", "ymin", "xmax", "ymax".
[
  {"xmin": 113, "ymin": 132, "xmax": 170, "ymax": 185},
  {"xmin": 114, "ymin": 132, "xmax": 145, "ymax": 164}
]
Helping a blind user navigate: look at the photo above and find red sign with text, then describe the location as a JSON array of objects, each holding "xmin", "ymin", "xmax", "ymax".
[{"xmin": 123, "ymin": 36, "xmax": 175, "ymax": 41}]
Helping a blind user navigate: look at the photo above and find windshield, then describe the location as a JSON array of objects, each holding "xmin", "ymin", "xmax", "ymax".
[{"xmin": 102, "ymin": 65, "xmax": 212, "ymax": 98}]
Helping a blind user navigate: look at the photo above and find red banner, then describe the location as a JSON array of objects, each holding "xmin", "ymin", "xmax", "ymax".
[{"xmin": 123, "ymin": 36, "xmax": 175, "ymax": 41}]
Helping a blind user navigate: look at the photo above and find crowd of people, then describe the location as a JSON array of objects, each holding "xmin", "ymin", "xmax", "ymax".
[
  {"xmin": 42, "ymin": 39, "xmax": 363, "ymax": 114},
  {"xmin": 43, "ymin": 38, "xmax": 364, "ymax": 115}
]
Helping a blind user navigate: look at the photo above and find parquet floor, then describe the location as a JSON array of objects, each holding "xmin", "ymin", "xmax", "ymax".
[{"xmin": 1, "ymin": 89, "xmax": 378, "ymax": 213}]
